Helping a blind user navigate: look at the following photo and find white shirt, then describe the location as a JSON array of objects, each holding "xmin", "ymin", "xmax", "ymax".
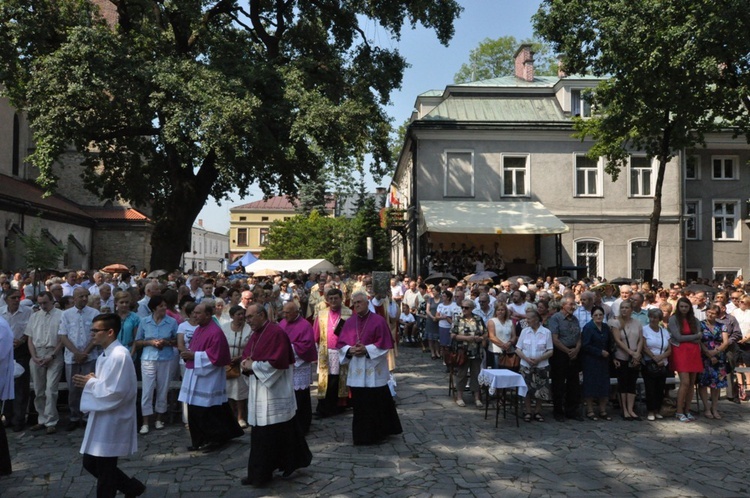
[
  {"xmin": 25, "ymin": 307, "xmax": 63, "ymax": 349},
  {"xmin": 732, "ymin": 307, "xmax": 750, "ymax": 337},
  {"xmin": 642, "ymin": 325, "xmax": 670, "ymax": 366},
  {"xmin": 436, "ymin": 302, "xmax": 460, "ymax": 329},
  {"xmin": 58, "ymin": 306, "xmax": 101, "ymax": 364},
  {"xmin": 61, "ymin": 282, "xmax": 80, "ymax": 297},
  {"xmin": 0, "ymin": 305, "xmax": 32, "ymax": 340},
  {"xmin": 517, "ymin": 325, "xmax": 553, "ymax": 368},
  {"xmin": 80, "ymin": 340, "xmax": 138, "ymax": 457}
]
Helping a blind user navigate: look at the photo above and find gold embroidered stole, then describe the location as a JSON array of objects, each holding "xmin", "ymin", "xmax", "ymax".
[{"xmin": 316, "ymin": 305, "xmax": 352, "ymax": 399}]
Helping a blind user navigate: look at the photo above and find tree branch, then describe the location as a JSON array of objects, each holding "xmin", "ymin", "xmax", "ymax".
[
  {"xmin": 187, "ymin": 0, "xmax": 234, "ymax": 49},
  {"xmin": 249, "ymin": 0, "xmax": 279, "ymax": 59},
  {"xmin": 91, "ymin": 126, "xmax": 160, "ymax": 141}
]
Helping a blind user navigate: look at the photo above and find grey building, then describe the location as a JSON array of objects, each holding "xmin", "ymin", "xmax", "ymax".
[{"xmin": 390, "ymin": 46, "xmax": 684, "ymax": 283}]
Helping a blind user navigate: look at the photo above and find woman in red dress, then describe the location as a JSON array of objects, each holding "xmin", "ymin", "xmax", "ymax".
[{"xmin": 667, "ymin": 297, "xmax": 703, "ymax": 422}]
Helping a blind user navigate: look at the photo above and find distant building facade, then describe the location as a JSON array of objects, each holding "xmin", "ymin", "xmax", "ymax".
[{"xmin": 182, "ymin": 219, "xmax": 229, "ymax": 273}]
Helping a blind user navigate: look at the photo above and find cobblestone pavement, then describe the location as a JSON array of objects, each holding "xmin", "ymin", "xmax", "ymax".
[{"xmin": 1, "ymin": 345, "xmax": 748, "ymax": 497}]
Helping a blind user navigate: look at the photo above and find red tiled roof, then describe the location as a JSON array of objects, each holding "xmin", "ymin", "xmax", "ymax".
[
  {"xmin": 0, "ymin": 174, "xmax": 92, "ymax": 218},
  {"xmin": 232, "ymin": 195, "xmax": 335, "ymax": 211},
  {"xmin": 86, "ymin": 207, "xmax": 151, "ymax": 221}
]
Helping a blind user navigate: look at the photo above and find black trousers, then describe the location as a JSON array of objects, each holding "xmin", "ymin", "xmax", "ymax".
[
  {"xmin": 550, "ymin": 349, "xmax": 582, "ymax": 416},
  {"xmin": 82, "ymin": 453, "xmax": 140, "ymax": 498},
  {"xmin": 0, "ymin": 422, "xmax": 11, "ymax": 476},
  {"xmin": 642, "ymin": 368, "xmax": 667, "ymax": 411},
  {"xmin": 315, "ymin": 374, "xmax": 345, "ymax": 416},
  {"xmin": 295, "ymin": 388, "xmax": 312, "ymax": 434}
]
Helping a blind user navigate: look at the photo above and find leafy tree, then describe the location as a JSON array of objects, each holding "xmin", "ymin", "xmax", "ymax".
[
  {"xmin": 454, "ymin": 36, "xmax": 557, "ymax": 83},
  {"xmin": 0, "ymin": 0, "xmax": 462, "ymax": 270},
  {"xmin": 13, "ymin": 224, "xmax": 65, "ymax": 270},
  {"xmin": 344, "ymin": 195, "xmax": 390, "ymax": 273},
  {"xmin": 534, "ymin": 0, "xmax": 750, "ymax": 282},
  {"xmin": 261, "ymin": 211, "xmax": 347, "ymax": 266}
]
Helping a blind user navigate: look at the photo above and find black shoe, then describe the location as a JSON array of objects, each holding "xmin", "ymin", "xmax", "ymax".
[
  {"xmin": 187, "ymin": 445, "xmax": 202, "ymax": 451},
  {"xmin": 65, "ymin": 421, "xmax": 79, "ymax": 431},
  {"xmin": 241, "ymin": 476, "xmax": 270, "ymax": 487},
  {"xmin": 12, "ymin": 424, "xmax": 24, "ymax": 433},
  {"xmin": 124, "ymin": 478, "xmax": 146, "ymax": 498},
  {"xmin": 201, "ymin": 440, "xmax": 227, "ymax": 453}
]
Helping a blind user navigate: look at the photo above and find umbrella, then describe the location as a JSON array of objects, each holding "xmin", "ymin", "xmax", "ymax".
[
  {"xmin": 508, "ymin": 275, "xmax": 533, "ymax": 284},
  {"xmin": 101, "ymin": 263, "xmax": 129, "ymax": 273},
  {"xmin": 147, "ymin": 269, "xmax": 167, "ymax": 278},
  {"xmin": 425, "ymin": 272, "xmax": 458, "ymax": 285},
  {"xmin": 590, "ymin": 282, "xmax": 616, "ymax": 293},
  {"xmin": 466, "ymin": 271, "xmax": 498, "ymax": 283},
  {"xmin": 252, "ymin": 268, "xmax": 279, "ymax": 277},
  {"xmin": 609, "ymin": 277, "xmax": 634, "ymax": 285},
  {"xmin": 685, "ymin": 283, "xmax": 718, "ymax": 293}
]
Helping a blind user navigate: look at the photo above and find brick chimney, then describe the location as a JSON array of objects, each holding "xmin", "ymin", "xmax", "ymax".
[
  {"xmin": 514, "ymin": 44, "xmax": 535, "ymax": 82},
  {"xmin": 197, "ymin": 219, "xmax": 203, "ymax": 227}
]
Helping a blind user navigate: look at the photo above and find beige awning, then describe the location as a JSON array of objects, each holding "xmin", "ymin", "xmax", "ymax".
[{"xmin": 418, "ymin": 201, "xmax": 569, "ymax": 236}]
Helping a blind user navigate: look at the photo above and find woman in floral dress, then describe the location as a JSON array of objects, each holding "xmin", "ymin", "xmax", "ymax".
[{"xmin": 698, "ymin": 304, "xmax": 729, "ymax": 419}]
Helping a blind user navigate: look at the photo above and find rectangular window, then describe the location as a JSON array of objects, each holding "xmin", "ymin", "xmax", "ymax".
[
  {"xmin": 444, "ymin": 151, "xmax": 474, "ymax": 197},
  {"xmin": 714, "ymin": 268, "xmax": 740, "ymax": 284},
  {"xmin": 684, "ymin": 201, "xmax": 700, "ymax": 240},
  {"xmin": 713, "ymin": 201, "xmax": 740, "ymax": 241},
  {"xmin": 685, "ymin": 269, "xmax": 701, "ymax": 282},
  {"xmin": 574, "ymin": 155, "xmax": 601, "ymax": 196},
  {"xmin": 502, "ymin": 155, "xmax": 529, "ymax": 197},
  {"xmin": 571, "ymin": 89, "xmax": 592, "ymax": 117},
  {"xmin": 261, "ymin": 216, "xmax": 269, "ymax": 221},
  {"xmin": 237, "ymin": 228, "xmax": 248, "ymax": 247},
  {"xmin": 712, "ymin": 156, "xmax": 738, "ymax": 180},
  {"xmin": 685, "ymin": 155, "xmax": 700, "ymax": 180},
  {"xmin": 629, "ymin": 156, "xmax": 653, "ymax": 197},
  {"xmin": 239, "ymin": 216, "xmax": 247, "ymax": 221},
  {"xmin": 259, "ymin": 228, "xmax": 269, "ymax": 246}
]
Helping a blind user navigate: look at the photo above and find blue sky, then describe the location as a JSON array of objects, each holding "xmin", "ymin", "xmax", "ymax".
[{"xmin": 198, "ymin": 0, "xmax": 542, "ymax": 234}]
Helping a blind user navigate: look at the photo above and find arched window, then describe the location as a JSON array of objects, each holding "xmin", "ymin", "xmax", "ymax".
[
  {"xmin": 575, "ymin": 239, "xmax": 602, "ymax": 279},
  {"xmin": 12, "ymin": 114, "xmax": 20, "ymax": 176}
]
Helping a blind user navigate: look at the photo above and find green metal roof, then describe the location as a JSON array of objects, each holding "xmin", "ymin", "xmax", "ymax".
[
  {"xmin": 453, "ymin": 75, "xmax": 560, "ymax": 87},
  {"xmin": 422, "ymin": 96, "xmax": 567, "ymax": 122},
  {"xmin": 418, "ymin": 89, "xmax": 443, "ymax": 97}
]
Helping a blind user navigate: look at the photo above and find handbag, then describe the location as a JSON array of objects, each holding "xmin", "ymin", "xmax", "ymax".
[
  {"xmin": 226, "ymin": 363, "xmax": 241, "ymax": 379},
  {"xmin": 643, "ymin": 329, "xmax": 666, "ymax": 376},
  {"xmin": 498, "ymin": 351, "xmax": 520, "ymax": 370},
  {"xmin": 445, "ymin": 339, "xmax": 467, "ymax": 367},
  {"xmin": 623, "ymin": 327, "xmax": 640, "ymax": 369},
  {"xmin": 226, "ymin": 330, "xmax": 242, "ymax": 379}
]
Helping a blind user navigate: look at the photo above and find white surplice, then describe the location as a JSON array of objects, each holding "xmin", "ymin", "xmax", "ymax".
[
  {"xmin": 247, "ymin": 360, "xmax": 296, "ymax": 427},
  {"xmin": 79, "ymin": 340, "xmax": 137, "ymax": 457},
  {"xmin": 339, "ymin": 344, "xmax": 390, "ymax": 388},
  {"xmin": 178, "ymin": 351, "xmax": 227, "ymax": 407}
]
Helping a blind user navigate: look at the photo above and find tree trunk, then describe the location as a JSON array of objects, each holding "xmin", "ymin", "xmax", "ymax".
[
  {"xmin": 148, "ymin": 154, "xmax": 219, "ymax": 270},
  {"xmin": 644, "ymin": 128, "xmax": 672, "ymax": 284}
]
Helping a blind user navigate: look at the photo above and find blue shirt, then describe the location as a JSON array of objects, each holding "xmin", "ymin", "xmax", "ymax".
[{"xmin": 136, "ymin": 315, "xmax": 177, "ymax": 361}]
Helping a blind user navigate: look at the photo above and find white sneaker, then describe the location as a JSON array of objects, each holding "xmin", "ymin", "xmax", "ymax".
[
  {"xmin": 139, "ymin": 425, "xmax": 149, "ymax": 435},
  {"xmin": 154, "ymin": 421, "xmax": 165, "ymax": 430}
]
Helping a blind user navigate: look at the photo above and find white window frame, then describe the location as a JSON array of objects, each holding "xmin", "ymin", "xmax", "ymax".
[
  {"xmin": 443, "ymin": 149, "xmax": 475, "ymax": 198},
  {"xmin": 501, "ymin": 153, "xmax": 530, "ymax": 197},
  {"xmin": 711, "ymin": 155, "xmax": 739, "ymax": 180},
  {"xmin": 684, "ymin": 199, "xmax": 701, "ymax": 241},
  {"xmin": 573, "ymin": 238, "xmax": 603, "ymax": 279},
  {"xmin": 571, "ymin": 89, "xmax": 592, "ymax": 118},
  {"xmin": 685, "ymin": 155, "xmax": 700, "ymax": 180},
  {"xmin": 713, "ymin": 267, "xmax": 741, "ymax": 283},
  {"xmin": 712, "ymin": 199, "xmax": 741, "ymax": 241},
  {"xmin": 573, "ymin": 153, "xmax": 603, "ymax": 197},
  {"xmin": 627, "ymin": 156, "xmax": 656, "ymax": 198}
]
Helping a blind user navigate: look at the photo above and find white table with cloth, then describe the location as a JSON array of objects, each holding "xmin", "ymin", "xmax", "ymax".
[{"xmin": 477, "ymin": 368, "xmax": 528, "ymax": 427}]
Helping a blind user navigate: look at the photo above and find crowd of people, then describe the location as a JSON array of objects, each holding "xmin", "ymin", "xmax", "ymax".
[
  {"xmin": 0, "ymin": 267, "xmax": 405, "ymax": 492},
  {"xmin": 1, "ymin": 267, "xmax": 750, "ymax": 491},
  {"xmin": 404, "ymin": 273, "xmax": 750, "ymax": 424}
]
